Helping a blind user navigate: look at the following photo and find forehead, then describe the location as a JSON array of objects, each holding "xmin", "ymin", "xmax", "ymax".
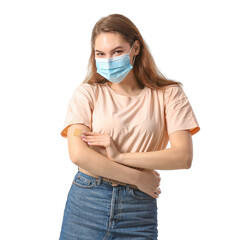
[{"xmin": 95, "ymin": 32, "xmax": 129, "ymax": 50}]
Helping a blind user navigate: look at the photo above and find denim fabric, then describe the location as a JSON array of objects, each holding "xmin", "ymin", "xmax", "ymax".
[{"xmin": 59, "ymin": 170, "xmax": 158, "ymax": 239}]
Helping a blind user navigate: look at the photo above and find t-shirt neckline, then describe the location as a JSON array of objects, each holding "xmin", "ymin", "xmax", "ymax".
[{"xmin": 105, "ymin": 82, "xmax": 147, "ymax": 99}]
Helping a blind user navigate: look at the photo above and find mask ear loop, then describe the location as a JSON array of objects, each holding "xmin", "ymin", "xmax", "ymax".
[
  {"xmin": 132, "ymin": 55, "xmax": 136, "ymax": 66},
  {"xmin": 129, "ymin": 41, "xmax": 134, "ymax": 52},
  {"xmin": 129, "ymin": 42, "xmax": 136, "ymax": 66}
]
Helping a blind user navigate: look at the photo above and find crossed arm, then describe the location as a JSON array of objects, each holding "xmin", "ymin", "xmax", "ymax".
[
  {"xmin": 66, "ymin": 124, "xmax": 143, "ymax": 185},
  {"xmin": 118, "ymin": 130, "xmax": 193, "ymax": 170},
  {"xmin": 67, "ymin": 124, "xmax": 193, "ymax": 175}
]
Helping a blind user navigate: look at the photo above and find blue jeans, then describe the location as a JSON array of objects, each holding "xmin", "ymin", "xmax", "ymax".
[{"xmin": 59, "ymin": 170, "xmax": 158, "ymax": 239}]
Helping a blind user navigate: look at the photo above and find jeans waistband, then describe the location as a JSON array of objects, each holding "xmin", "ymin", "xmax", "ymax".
[{"xmin": 77, "ymin": 170, "xmax": 138, "ymax": 190}]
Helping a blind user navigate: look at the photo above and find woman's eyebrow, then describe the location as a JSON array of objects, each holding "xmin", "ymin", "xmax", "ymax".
[{"xmin": 95, "ymin": 46, "xmax": 124, "ymax": 53}]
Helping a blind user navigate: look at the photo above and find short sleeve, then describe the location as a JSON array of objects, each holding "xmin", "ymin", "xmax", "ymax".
[
  {"xmin": 60, "ymin": 83, "xmax": 94, "ymax": 138},
  {"xmin": 164, "ymin": 85, "xmax": 200, "ymax": 137}
]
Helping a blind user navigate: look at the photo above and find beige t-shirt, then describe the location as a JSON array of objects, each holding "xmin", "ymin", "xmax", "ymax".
[{"xmin": 60, "ymin": 82, "xmax": 200, "ymax": 156}]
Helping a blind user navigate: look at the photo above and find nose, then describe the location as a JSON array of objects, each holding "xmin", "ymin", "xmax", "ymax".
[{"xmin": 102, "ymin": 53, "xmax": 113, "ymax": 59}]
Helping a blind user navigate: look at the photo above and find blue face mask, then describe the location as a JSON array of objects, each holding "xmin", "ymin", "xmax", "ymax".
[{"xmin": 95, "ymin": 44, "xmax": 135, "ymax": 83}]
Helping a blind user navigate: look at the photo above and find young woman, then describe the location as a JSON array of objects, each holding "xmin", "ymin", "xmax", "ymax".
[{"xmin": 59, "ymin": 14, "xmax": 200, "ymax": 240}]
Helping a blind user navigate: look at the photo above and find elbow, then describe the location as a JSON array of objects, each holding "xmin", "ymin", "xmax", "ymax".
[
  {"xmin": 69, "ymin": 152, "xmax": 79, "ymax": 165},
  {"xmin": 70, "ymin": 155, "xmax": 79, "ymax": 165},
  {"xmin": 69, "ymin": 150, "xmax": 85, "ymax": 166},
  {"xmin": 184, "ymin": 153, "xmax": 193, "ymax": 169}
]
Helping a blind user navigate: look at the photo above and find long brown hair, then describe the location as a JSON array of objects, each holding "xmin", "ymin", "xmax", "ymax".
[{"xmin": 83, "ymin": 14, "xmax": 183, "ymax": 90}]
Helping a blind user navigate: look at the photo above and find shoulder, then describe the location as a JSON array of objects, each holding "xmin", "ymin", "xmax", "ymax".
[
  {"xmin": 75, "ymin": 82, "xmax": 101, "ymax": 97},
  {"xmin": 162, "ymin": 84, "xmax": 188, "ymax": 106},
  {"xmin": 77, "ymin": 82, "xmax": 97, "ymax": 93}
]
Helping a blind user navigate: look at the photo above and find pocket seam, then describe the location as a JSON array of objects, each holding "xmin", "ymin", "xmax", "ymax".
[
  {"xmin": 72, "ymin": 175, "xmax": 96, "ymax": 189},
  {"xmin": 78, "ymin": 175, "xmax": 92, "ymax": 184},
  {"xmin": 72, "ymin": 180, "xmax": 96, "ymax": 189},
  {"xmin": 129, "ymin": 188, "xmax": 153, "ymax": 200}
]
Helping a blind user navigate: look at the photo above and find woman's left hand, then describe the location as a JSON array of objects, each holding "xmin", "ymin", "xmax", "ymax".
[{"xmin": 81, "ymin": 131, "xmax": 121, "ymax": 162}]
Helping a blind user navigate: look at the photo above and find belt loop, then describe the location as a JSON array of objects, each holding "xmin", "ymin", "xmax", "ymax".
[
  {"xmin": 126, "ymin": 184, "xmax": 130, "ymax": 191},
  {"xmin": 96, "ymin": 176, "xmax": 103, "ymax": 185}
]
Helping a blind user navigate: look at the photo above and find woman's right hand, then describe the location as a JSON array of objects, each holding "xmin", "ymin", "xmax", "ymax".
[{"xmin": 135, "ymin": 169, "xmax": 161, "ymax": 199}]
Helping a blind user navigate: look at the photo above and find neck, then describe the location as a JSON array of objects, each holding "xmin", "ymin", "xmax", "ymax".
[{"xmin": 107, "ymin": 71, "xmax": 143, "ymax": 93}]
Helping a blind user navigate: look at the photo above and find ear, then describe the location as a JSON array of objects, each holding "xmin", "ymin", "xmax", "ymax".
[{"xmin": 133, "ymin": 40, "xmax": 140, "ymax": 56}]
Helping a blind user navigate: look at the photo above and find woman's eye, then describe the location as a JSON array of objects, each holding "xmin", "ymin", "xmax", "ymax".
[
  {"xmin": 96, "ymin": 53, "xmax": 104, "ymax": 56},
  {"xmin": 114, "ymin": 50, "xmax": 122, "ymax": 54}
]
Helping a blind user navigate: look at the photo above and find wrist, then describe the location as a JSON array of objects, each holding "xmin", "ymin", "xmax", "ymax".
[
  {"xmin": 131, "ymin": 168, "xmax": 142, "ymax": 186},
  {"xmin": 116, "ymin": 153, "xmax": 125, "ymax": 163}
]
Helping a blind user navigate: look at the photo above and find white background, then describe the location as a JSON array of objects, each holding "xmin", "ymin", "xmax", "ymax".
[{"xmin": 0, "ymin": 0, "xmax": 250, "ymax": 239}]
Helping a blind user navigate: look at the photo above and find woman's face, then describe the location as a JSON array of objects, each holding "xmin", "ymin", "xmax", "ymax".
[{"xmin": 94, "ymin": 32, "xmax": 134, "ymax": 65}]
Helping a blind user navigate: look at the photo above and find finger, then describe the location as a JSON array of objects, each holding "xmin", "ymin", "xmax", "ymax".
[
  {"xmin": 81, "ymin": 137, "xmax": 96, "ymax": 143},
  {"xmin": 82, "ymin": 136, "xmax": 110, "ymax": 144},
  {"xmin": 153, "ymin": 192, "xmax": 159, "ymax": 198},
  {"xmin": 81, "ymin": 134, "xmax": 99, "ymax": 138},
  {"xmin": 81, "ymin": 138, "xmax": 109, "ymax": 148},
  {"xmin": 81, "ymin": 136, "xmax": 93, "ymax": 140},
  {"xmin": 86, "ymin": 140, "xmax": 107, "ymax": 147},
  {"xmin": 81, "ymin": 135, "xmax": 106, "ymax": 141},
  {"xmin": 81, "ymin": 136, "xmax": 98, "ymax": 142},
  {"xmin": 154, "ymin": 172, "xmax": 161, "ymax": 181},
  {"xmin": 156, "ymin": 173, "xmax": 161, "ymax": 179},
  {"xmin": 151, "ymin": 192, "xmax": 158, "ymax": 199},
  {"xmin": 83, "ymin": 137, "xmax": 107, "ymax": 144},
  {"xmin": 81, "ymin": 136, "xmax": 93, "ymax": 141},
  {"xmin": 154, "ymin": 189, "xmax": 161, "ymax": 195},
  {"xmin": 86, "ymin": 141, "xmax": 99, "ymax": 145},
  {"xmin": 82, "ymin": 131, "xmax": 103, "ymax": 136}
]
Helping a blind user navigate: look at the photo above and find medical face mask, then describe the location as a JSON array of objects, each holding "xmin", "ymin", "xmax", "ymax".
[{"xmin": 95, "ymin": 44, "xmax": 135, "ymax": 84}]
